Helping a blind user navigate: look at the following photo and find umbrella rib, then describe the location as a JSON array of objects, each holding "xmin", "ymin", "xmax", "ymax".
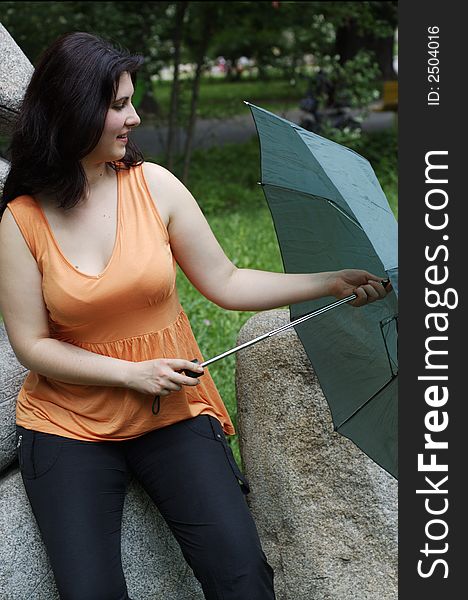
[
  {"xmin": 334, "ymin": 374, "xmax": 397, "ymax": 432},
  {"xmin": 259, "ymin": 181, "xmax": 363, "ymax": 231},
  {"xmin": 326, "ymin": 200, "xmax": 364, "ymax": 230},
  {"xmin": 380, "ymin": 315, "xmax": 399, "ymax": 377}
]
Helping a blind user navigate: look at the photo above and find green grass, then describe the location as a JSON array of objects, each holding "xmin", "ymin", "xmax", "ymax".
[{"xmin": 149, "ymin": 77, "xmax": 304, "ymax": 120}]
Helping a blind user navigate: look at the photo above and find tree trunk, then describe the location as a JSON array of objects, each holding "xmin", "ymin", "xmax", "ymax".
[
  {"xmin": 165, "ymin": 1, "xmax": 188, "ymax": 170},
  {"xmin": 372, "ymin": 34, "xmax": 397, "ymax": 80},
  {"xmin": 335, "ymin": 21, "xmax": 363, "ymax": 64},
  {"xmin": 256, "ymin": 62, "xmax": 268, "ymax": 80},
  {"xmin": 182, "ymin": 15, "xmax": 212, "ymax": 183},
  {"xmin": 335, "ymin": 21, "xmax": 397, "ymax": 81},
  {"xmin": 138, "ymin": 81, "xmax": 161, "ymax": 120},
  {"xmin": 181, "ymin": 60, "xmax": 203, "ymax": 183}
]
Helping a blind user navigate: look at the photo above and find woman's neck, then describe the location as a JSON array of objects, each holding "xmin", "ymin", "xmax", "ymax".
[{"xmin": 81, "ymin": 159, "xmax": 113, "ymax": 188}]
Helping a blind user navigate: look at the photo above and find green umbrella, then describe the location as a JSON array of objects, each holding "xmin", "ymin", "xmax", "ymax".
[{"xmin": 246, "ymin": 102, "xmax": 398, "ymax": 479}]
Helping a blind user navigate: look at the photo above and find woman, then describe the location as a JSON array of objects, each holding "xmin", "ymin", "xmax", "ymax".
[{"xmin": 0, "ymin": 32, "xmax": 389, "ymax": 600}]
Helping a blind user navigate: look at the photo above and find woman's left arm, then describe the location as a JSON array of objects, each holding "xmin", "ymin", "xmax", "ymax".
[{"xmin": 144, "ymin": 163, "xmax": 389, "ymax": 310}]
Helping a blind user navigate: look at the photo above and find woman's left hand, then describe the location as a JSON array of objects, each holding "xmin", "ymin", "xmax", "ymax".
[{"xmin": 327, "ymin": 269, "xmax": 392, "ymax": 307}]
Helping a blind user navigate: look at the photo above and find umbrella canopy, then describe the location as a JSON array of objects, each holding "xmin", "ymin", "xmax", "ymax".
[{"xmin": 246, "ymin": 102, "xmax": 398, "ymax": 479}]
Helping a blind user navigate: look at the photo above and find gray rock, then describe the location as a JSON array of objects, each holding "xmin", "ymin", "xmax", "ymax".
[
  {"xmin": 0, "ymin": 23, "xmax": 33, "ymax": 135},
  {"xmin": 0, "ymin": 158, "xmax": 10, "ymax": 196},
  {"xmin": 235, "ymin": 309, "xmax": 397, "ymax": 600},
  {"xmin": 0, "ymin": 323, "xmax": 28, "ymax": 472}
]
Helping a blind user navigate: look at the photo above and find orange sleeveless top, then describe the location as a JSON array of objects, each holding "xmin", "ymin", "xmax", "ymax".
[{"xmin": 6, "ymin": 163, "xmax": 235, "ymax": 441}]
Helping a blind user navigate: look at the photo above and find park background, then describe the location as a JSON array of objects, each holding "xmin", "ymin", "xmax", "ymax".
[{"xmin": 0, "ymin": 1, "xmax": 398, "ymax": 463}]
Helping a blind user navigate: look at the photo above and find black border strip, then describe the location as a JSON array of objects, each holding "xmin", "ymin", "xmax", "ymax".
[{"xmin": 399, "ymin": 1, "xmax": 465, "ymax": 596}]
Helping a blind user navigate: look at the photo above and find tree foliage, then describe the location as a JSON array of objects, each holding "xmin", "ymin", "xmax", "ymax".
[
  {"xmin": 0, "ymin": 1, "xmax": 397, "ymax": 177},
  {"xmin": 0, "ymin": 1, "xmax": 397, "ymax": 78}
]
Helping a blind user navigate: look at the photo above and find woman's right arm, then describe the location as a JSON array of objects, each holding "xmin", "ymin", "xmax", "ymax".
[{"xmin": 0, "ymin": 209, "xmax": 203, "ymax": 397}]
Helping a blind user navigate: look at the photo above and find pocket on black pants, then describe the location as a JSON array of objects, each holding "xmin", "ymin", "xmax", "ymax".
[
  {"xmin": 16, "ymin": 426, "xmax": 64, "ymax": 480},
  {"xmin": 180, "ymin": 415, "xmax": 251, "ymax": 495}
]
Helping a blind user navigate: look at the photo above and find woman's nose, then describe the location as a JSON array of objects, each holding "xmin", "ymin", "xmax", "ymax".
[{"xmin": 126, "ymin": 104, "xmax": 141, "ymax": 128}]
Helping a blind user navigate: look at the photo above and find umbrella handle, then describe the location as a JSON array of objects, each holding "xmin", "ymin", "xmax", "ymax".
[
  {"xmin": 183, "ymin": 358, "xmax": 203, "ymax": 379},
  {"xmin": 152, "ymin": 359, "xmax": 203, "ymax": 415}
]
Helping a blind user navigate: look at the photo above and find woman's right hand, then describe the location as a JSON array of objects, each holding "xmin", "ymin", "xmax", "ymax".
[{"xmin": 126, "ymin": 358, "xmax": 204, "ymax": 396}]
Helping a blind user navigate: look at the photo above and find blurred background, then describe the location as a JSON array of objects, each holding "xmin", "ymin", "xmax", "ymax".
[{"xmin": 0, "ymin": 1, "xmax": 398, "ymax": 461}]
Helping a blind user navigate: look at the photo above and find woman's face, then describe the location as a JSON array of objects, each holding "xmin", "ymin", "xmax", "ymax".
[{"xmin": 85, "ymin": 71, "xmax": 141, "ymax": 164}]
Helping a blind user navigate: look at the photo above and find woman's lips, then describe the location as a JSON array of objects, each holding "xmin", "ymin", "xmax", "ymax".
[{"xmin": 116, "ymin": 135, "xmax": 128, "ymax": 144}]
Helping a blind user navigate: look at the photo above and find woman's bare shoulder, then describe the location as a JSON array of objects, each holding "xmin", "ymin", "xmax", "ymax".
[
  {"xmin": 0, "ymin": 207, "xmax": 19, "ymax": 242},
  {"xmin": 141, "ymin": 161, "xmax": 173, "ymax": 182},
  {"xmin": 0, "ymin": 208, "xmax": 42, "ymax": 295},
  {"xmin": 141, "ymin": 161, "xmax": 194, "ymax": 225},
  {"xmin": 0, "ymin": 207, "xmax": 41, "ymax": 270},
  {"xmin": 141, "ymin": 161, "xmax": 198, "ymax": 201}
]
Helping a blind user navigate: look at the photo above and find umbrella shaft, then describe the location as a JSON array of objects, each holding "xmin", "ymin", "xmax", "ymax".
[
  {"xmin": 199, "ymin": 293, "xmax": 357, "ymax": 368},
  {"xmin": 272, "ymin": 294, "xmax": 356, "ymax": 334},
  {"xmin": 200, "ymin": 332, "xmax": 271, "ymax": 367}
]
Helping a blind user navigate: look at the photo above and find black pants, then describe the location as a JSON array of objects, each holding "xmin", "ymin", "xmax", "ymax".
[{"xmin": 16, "ymin": 415, "xmax": 275, "ymax": 600}]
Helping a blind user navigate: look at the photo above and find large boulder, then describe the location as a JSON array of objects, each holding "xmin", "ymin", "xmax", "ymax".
[
  {"xmin": 0, "ymin": 23, "xmax": 33, "ymax": 135},
  {"xmin": 0, "ymin": 324, "xmax": 28, "ymax": 471},
  {"xmin": 0, "ymin": 158, "xmax": 10, "ymax": 196},
  {"xmin": 236, "ymin": 309, "xmax": 397, "ymax": 600}
]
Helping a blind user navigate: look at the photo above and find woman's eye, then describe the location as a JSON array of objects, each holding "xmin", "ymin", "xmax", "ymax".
[{"xmin": 113, "ymin": 104, "xmax": 125, "ymax": 111}]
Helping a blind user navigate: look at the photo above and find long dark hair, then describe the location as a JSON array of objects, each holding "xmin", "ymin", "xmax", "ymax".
[{"xmin": 0, "ymin": 31, "xmax": 145, "ymax": 219}]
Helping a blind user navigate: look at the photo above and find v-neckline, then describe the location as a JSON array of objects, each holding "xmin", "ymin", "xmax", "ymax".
[{"xmin": 35, "ymin": 169, "xmax": 121, "ymax": 280}]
